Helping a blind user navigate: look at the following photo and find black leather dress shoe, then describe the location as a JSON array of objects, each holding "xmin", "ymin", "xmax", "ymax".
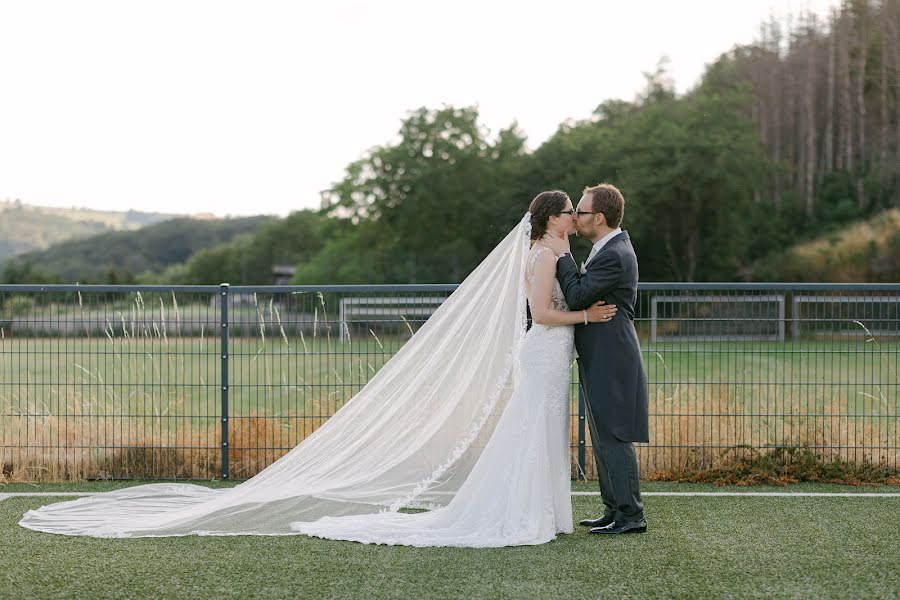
[
  {"xmin": 589, "ymin": 518, "xmax": 647, "ymax": 535},
  {"xmin": 579, "ymin": 515, "xmax": 615, "ymax": 528}
]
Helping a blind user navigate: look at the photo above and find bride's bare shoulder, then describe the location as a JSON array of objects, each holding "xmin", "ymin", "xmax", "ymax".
[
  {"xmin": 527, "ymin": 245, "xmax": 558, "ymax": 282},
  {"xmin": 528, "ymin": 243, "xmax": 553, "ymax": 260}
]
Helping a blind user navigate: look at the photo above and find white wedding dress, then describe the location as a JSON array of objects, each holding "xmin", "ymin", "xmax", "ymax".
[
  {"xmin": 292, "ymin": 244, "xmax": 574, "ymax": 546},
  {"xmin": 19, "ymin": 214, "xmax": 575, "ymax": 547}
]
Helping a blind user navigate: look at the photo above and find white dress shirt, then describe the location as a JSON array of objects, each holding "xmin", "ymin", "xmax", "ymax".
[
  {"xmin": 584, "ymin": 227, "xmax": 622, "ymax": 266},
  {"xmin": 565, "ymin": 227, "xmax": 622, "ymax": 273}
]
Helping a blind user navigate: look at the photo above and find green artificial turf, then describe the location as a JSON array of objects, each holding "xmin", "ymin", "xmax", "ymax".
[{"xmin": 1, "ymin": 482, "xmax": 898, "ymax": 599}]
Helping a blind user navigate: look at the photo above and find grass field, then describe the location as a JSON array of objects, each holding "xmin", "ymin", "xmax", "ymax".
[
  {"xmin": 2, "ymin": 336, "xmax": 897, "ymax": 411},
  {"xmin": 1, "ymin": 481, "xmax": 898, "ymax": 599},
  {"xmin": 1, "ymin": 332, "xmax": 897, "ymax": 480}
]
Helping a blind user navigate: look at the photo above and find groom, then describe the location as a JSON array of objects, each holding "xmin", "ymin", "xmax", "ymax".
[{"xmin": 546, "ymin": 183, "xmax": 649, "ymax": 535}]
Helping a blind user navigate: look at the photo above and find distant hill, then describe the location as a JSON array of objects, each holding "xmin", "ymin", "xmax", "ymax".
[
  {"xmin": 0, "ymin": 199, "xmax": 180, "ymax": 260},
  {"xmin": 4, "ymin": 215, "xmax": 273, "ymax": 283},
  {"xmin": 745, "ymin": 209, "xmax": 900, "ymax": 282}
]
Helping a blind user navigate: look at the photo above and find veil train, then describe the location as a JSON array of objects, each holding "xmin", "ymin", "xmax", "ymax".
[{"xmin": 19, "ymin": 214, "xmax": 532, "ymax": 537}]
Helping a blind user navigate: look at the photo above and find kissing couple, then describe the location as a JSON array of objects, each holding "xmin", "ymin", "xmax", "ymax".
[{"xmin": 21, "ymin": 184, "xmax": 650, "ymax": 548}]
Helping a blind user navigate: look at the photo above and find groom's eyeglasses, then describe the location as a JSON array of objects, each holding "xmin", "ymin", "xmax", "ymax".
[{"xmin": 575, "ymin": 210, "xmax": 599, "ymax": 217}]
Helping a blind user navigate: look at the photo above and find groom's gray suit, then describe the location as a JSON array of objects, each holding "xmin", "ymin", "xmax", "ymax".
[{"xmin": 556, "ymin": 231, "xmax": 648, "ymax": 524}]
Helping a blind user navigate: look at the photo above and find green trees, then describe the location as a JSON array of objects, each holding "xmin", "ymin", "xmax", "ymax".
[
  {"xmin": 615, "ymin": 81, "xmax": 769, "ymax": 281},
  {"xmin": 301, "ymin": 106, "xmax": 528, "ymax": 283}
]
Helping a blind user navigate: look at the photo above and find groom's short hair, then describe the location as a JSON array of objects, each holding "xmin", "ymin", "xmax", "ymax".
[{"xmin": 583, "ymin": 183, "xmax": 624, "ymax": 228}]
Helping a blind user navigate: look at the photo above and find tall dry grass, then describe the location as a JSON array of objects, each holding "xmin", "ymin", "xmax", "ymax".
[
  {"xmin": 1, "ymin": 290, "xmax": 897, "ymax": 483},
  {"xmin": 0, "ymin": 402, "xmax": 334, "ymax": 482},
  {"xmin": 760, "ymin": 208, "xmax": 900, "ymax": 282},
  {"xmin": 570, "ymin": 381, "xmax": 897, "ymax": 481},
  {"xmin": 4, "ymin": 379, "xmax": 895, "ymax": 483}
]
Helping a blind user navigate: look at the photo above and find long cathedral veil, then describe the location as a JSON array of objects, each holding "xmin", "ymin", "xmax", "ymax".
[{"xmin": 19, "ymin": 213, "xmax": 533, "ymax": 537}]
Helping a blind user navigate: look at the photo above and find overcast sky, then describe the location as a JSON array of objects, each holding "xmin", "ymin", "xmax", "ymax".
[{"xmin": 0, "ymin": 0, "xmax": 838, "ymax": 217}]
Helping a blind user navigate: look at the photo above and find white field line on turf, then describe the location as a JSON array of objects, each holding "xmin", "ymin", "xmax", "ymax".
[{"xmin": 1, "ymin": 491, "xmax": 899, "ymax": 502}]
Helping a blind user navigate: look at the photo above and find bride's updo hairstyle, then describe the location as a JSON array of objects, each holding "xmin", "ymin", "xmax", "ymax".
[{"xmin": 528, "ymin": 190, "xmax": 569, "ymax": 242}]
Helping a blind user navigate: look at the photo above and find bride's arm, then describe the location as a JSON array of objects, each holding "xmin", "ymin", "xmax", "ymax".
[{"xmin": 530, "ymin": 251, "xmax": 616, "ymax": 326}]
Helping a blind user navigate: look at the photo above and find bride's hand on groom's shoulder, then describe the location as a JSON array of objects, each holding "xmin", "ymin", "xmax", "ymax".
[{"xmin": 541, "ymin": 233, "xmax": 570, "ymax": 256}]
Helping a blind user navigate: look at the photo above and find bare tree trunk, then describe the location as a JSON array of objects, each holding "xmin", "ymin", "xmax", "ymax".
[
  {"xmin": 769, "ymin": 18, "xmax": 784, "ymax": 208},
  {"xmin": 662, "ymin": 232, "xmax": 685, "ymax": 282},
  {"xmin": 685, "ymin": 192, "xmax": 702, "ymax": 282},
  {"xmin": 751, "ymin": 31, "xmax": 767, "ymax": 206},
  {"xmin": 804, "ymin": 26, "xmax": 817, "ymax": 216},
  {"xmin": 824, "ymin": 8, "xmax": 837, "ymax": 171},
  {"xmin": 784, "ymin": 46, "xmax": 797, "ymax": 195},
  {"xmin": 753, "ymin": 60, "xmax": 765, "ymax": 207},
  {"xmin": 878, "ymin": 0, "xmax": 899, "ymax": 207},
  {"xmin": 685, "ymin": 229, "xmax": 698, "ymax": 282},
  {"xmin": 840, "ymin": 7, "xmax": 854, "ymax": 174},
  {"xmin": 856, "ymin": 0, "xmax": 869, "ymax": 208},
  {"xmin": 880, "ymin": 2, "xmax": 890, "ymax": 169},
  {"xmin": 892, "ymin": 0, "xmax": 900, "ymax": 205}
]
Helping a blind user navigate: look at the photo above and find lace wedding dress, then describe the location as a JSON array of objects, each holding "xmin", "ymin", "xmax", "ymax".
[
  {"xmin": 292, "ymin": 244, "xmax": 574, "ymax": 546},
  {"xmin": 19, "ymin": 214, "xmax": 575, "ymax": 546}
]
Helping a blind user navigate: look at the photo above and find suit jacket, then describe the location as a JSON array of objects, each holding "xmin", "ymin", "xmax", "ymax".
[{"xmin": 556, "ymin": 231, "xmax": 649, "ymax": 443}]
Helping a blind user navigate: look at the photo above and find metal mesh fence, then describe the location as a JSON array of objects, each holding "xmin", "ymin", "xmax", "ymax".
[
  {"xmin": 0, "ymin": 285, "xmax": 222, "ymax": 479},
  {"xmin": 1, "ymin": 283, "xmax": 897, "ymax": 481}
]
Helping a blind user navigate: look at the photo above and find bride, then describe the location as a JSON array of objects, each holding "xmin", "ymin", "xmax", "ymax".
[{"xmin": 19, "ymin": 191, "xmax": 616, "ymax": 547}]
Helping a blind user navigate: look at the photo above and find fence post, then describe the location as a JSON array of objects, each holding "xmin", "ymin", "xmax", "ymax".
[
  {"xmin": 220, "ymin": 283, "xmax": 230, "ymax": 480},
  {"xmin": 578, "ymin": 383, "xmax": 586, "ymax": 480}
]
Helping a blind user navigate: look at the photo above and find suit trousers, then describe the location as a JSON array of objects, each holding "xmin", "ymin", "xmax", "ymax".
[{"xmin": 583, "ymin": 387, "xmax": 644, "ymax": 523}]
